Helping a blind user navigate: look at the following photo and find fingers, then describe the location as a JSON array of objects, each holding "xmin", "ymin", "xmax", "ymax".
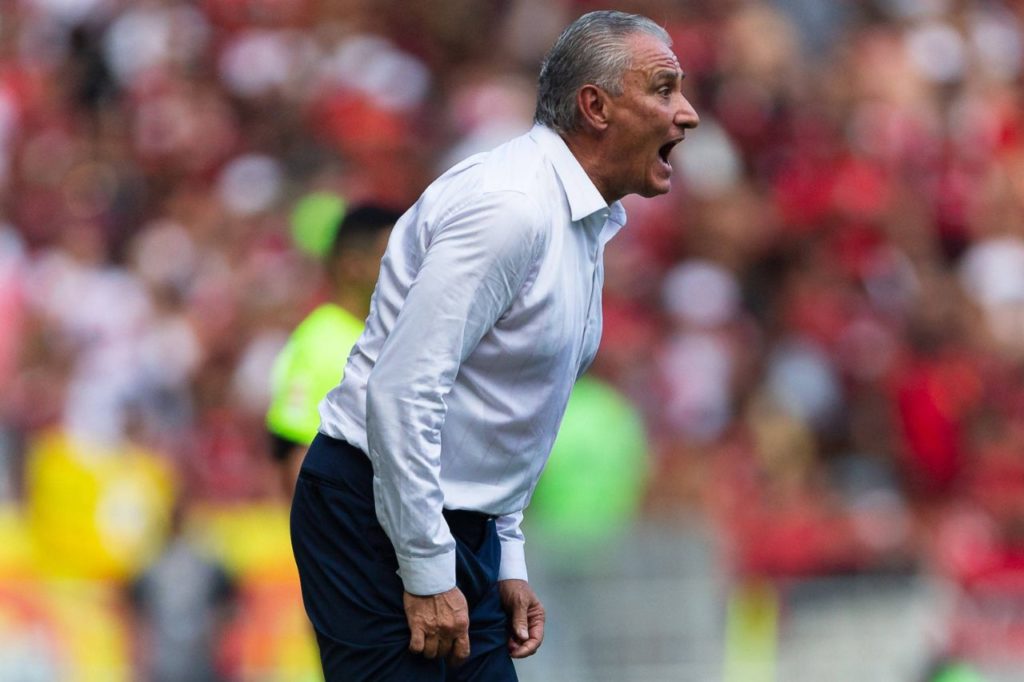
[
  {"xmin": 423, "ymin": 631, "xmax": 441, "ymax": 659},
  {"xmin": 498, "ymin": 580, "xmax": 546, "ymax": 658},
  {"xmin": 432, "ymin": 629, "xmax": 458, "ymax": 661},
  {"xmin": 448, "ymin": 631, "xmax": 471, "ymax": 667},
  {"xmin": 408, "ymin": 624, "xmax": 426, "ymax": 655},
  {"xmin": 408, "ymin": 623, "xmax": 450, "ymax": 660},
  {"xmin": 509, "ymin": 597, "xmax": 529, "ymax": 643},
  {"xmin": 505, "ymin": 622, "xmax": 540, "ymax": 655},
  {"xmin": 508, "ymin": 602, "xmax": 545, "ymax": 659},
  {"xmin": 404, "ymin": 588, "xmax": 470, "ymax": 662},
  {"xmin": 409, "ymin": 627, "xmax": 459, "ymax": 661},
  {"xmin": 509, "ymin": 636, "xmax": 541, "ymax": 658}
]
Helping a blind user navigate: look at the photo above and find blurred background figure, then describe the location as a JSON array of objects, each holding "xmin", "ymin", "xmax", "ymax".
[
  {"xmin": 521, "ymin": 371, "xmax": 651, "ymax": 679},
  {"xmin": 528, "ymin": 373, "xmax": 650, "ymax": 558},
  {"xmin": 265, "ymin": 200, "xmax": 399, "ymax": 495},
  {"xmin": 0, "ymin": 0, "xmax": 1022, "ymax": 679},
  {"xmin": 127, "ymin": 496, "xmax": 238, "ymax": 682}
]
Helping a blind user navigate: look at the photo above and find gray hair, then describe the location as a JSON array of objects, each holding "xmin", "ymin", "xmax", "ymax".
[{"xmin": 534, "ymin": 11, "xmax": 671, "ymax": 134}]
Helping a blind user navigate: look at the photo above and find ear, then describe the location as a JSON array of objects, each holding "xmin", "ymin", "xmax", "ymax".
[{"xmin": 576, "ymin": 84, "xmax": 612, "ymax": 132}]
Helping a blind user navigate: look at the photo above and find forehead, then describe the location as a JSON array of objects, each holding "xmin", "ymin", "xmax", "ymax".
[{"xmin": 623, "ymin": 32, "xmax": 681, "ymax": 77}]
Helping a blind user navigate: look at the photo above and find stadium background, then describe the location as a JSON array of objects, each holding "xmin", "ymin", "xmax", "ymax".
[{"xmin": 1, "ymin": 0, "xmax": 1024, "ymax": 679}]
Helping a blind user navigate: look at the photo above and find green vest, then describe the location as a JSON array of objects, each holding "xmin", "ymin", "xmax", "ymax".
[
  {"xmin": 266, "ymin": 304, "xmax": 364, "ymax": 445},
  {"xmin": 528, "ymin": 375, "xmax": 650, "ymax": 548}
]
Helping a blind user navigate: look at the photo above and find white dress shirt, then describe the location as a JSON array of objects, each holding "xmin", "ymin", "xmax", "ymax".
[{"xmin": 318, "ymin": 124, "xmax": 627, "ymax": 595}]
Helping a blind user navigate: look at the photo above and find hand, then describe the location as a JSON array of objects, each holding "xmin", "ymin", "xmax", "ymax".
[
  {"xmin": 498, "ymin": 579, "xmax": 545, "ymax": 658},
  {"xmin": 403, "ymin": 587, "xmax": 471, "ymax": 666}
]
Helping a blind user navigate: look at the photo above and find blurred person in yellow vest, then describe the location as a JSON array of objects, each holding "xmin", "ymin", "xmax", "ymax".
[{"xmin": 266, "ymin": 201, "xmax": 400, "ymax": 496}]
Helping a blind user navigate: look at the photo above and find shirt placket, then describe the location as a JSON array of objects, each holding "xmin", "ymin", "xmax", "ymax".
[{"xmin": 576, "ymin": 212, "xmax": 607, "ymax": 370}]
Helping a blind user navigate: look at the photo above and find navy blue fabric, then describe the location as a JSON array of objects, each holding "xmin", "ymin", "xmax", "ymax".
[{"xmin": 291, "ymin": 433, "xmax": 518, "ymax": 681}]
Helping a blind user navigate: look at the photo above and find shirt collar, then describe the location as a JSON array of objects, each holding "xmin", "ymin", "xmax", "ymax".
[{"xmin": 529, "ymin": 124, "xmax": 627, "ymax": 227}]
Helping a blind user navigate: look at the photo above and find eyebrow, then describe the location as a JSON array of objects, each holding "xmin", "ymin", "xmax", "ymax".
[{"xmin": 650, "ymin": 69, "xmax": 686, "ymax": 83}]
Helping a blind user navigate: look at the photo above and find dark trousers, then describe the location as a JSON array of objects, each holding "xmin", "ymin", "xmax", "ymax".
[{"xmin": 290, "ymin": 433, "xmax": 518, "ymax": 681}]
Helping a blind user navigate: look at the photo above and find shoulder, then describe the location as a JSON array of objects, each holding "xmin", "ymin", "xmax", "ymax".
[
  {"xmin": 403, "ymin": 132, "xmax": 557, "ymax": 262},
  {"xmin": 479, "ymin": 132, "xmax": 553, "ymax": 194},
  {"xmin": 432, "ymin": 131, "xmax": 553, "ymax": 214}
]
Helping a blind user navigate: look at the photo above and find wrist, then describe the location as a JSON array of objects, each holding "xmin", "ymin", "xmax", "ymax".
[
  {"xmin": 397, "ymin": 548, "xmax": 457, "ymax": 596},
  {"xmin": 497, "ymin": 540, "xmax": 528, "ymax": 582}
]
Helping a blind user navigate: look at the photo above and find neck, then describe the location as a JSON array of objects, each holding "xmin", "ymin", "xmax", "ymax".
[
  {"xmin": 333, "ymin": 287, "xmax": 369, "ymax": 320},
  {"xmin": 561, "ymin": 130, "xmax": 620, "ymax": 204}
]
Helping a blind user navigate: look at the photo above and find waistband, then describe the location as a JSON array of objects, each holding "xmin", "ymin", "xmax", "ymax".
[
  {"xmin": 303, "ymin": 431, "xmax": 373, "ymax": 481},
  {"xmin": 304, "ymin": 433, "xmax": 495, "ymax": 533}
]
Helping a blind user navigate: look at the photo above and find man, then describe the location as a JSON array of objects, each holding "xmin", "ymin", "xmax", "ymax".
[
  {"xmin": 290, "ymin": 10, "xmax": 698, "ymax": 680},
  {"xmin": 266, "ymin": 203, "xmax": 399, "ymax": 495}
]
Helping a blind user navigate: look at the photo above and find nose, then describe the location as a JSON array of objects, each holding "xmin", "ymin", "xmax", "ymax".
[{"xmin": 675, "ymin": 95, "xmax": 699, "ymax": 130}]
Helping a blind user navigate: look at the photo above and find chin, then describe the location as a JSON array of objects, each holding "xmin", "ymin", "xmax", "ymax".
[
  {"xmin": 641, "ymin": 171, "xmax": 673, "ymax": 197},
  {"xmin": 639, "ymin": 182, "xmax": 671, "ymax": 198}
]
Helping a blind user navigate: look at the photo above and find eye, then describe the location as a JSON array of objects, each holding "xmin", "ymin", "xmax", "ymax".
[{"xmin": 657, "ymin": 86, "xmax": 672, "ymax": 97}]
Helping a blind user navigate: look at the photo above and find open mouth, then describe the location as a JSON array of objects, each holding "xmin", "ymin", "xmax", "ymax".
[{"xmin": 658, "ymin": 139, "xmax": 682, "ymax": 164}]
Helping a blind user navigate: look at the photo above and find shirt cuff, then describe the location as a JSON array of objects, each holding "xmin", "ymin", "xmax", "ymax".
[
  {"xmin": 396, "ymin": 548, "xmax": 457, "ymax": 596},
  {"xmin": 497, "ymin": 537, "xmax": 528, "ymax": 582}
]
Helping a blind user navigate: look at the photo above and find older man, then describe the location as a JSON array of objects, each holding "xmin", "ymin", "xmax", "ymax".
[{"xmin": 290, "ymin": 10, "xmax": 698, "ymax": 681}]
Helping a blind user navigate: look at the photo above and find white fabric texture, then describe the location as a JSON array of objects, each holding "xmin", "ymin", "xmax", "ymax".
[{"xmin": 319, "ymin": 124, "xmax": 626, "ymax": 595}]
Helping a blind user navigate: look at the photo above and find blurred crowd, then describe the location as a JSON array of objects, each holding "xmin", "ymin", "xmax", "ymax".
[{"xmin": 2, "ymin": 0, "xmax": 1024, "ymax": 673}]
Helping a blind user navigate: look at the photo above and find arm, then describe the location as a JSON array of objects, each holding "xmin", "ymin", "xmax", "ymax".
[
  {"xmin": 365, "ymin": 193, "xmax": 540, "ymax": 660},
  {"xmin": 267, "ymin": 432, "xmax": 306, "ymax": 498},
  {"xmin": 366, "ymin": 192, "xmax": 540, "ymax": 595}
]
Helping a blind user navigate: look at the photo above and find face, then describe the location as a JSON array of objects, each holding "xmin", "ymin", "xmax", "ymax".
[{"xmin": 600, "ymin": 33, "xmax": 699, "ymax": 200}]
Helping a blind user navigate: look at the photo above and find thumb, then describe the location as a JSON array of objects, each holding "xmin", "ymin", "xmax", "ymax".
[{"xmin": 512, "ymin": 601, "xmax": 528, "ymax": 641}]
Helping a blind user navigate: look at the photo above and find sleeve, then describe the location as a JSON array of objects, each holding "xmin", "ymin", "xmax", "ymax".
[
  {"xmin": 365, "ymin": 191, "xmax": 541, "ymax": 596},
  {"xmin": 496, "ymin": 510, "xmax": 528, "ymax": 582}
]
